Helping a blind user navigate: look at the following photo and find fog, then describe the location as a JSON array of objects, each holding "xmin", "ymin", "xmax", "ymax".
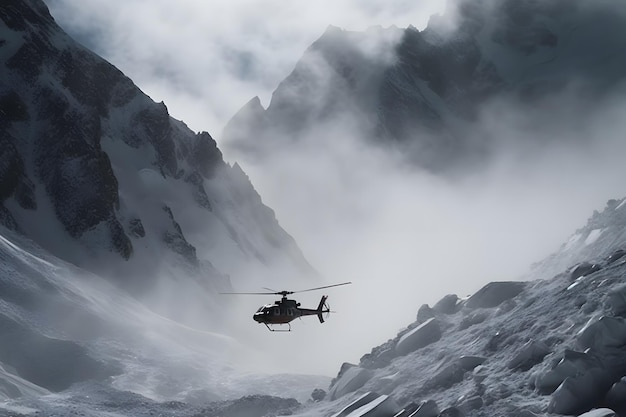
[
  {"xmin": 44, "ymin": 0, "xmax": 626, "ymax": 380},
  {"xmin": 221, "ymin": 81, "xmax": 626, "ymax": 375},
  {"xmin": 46, "ymin": 0, "xmax": 444, "ymax": 135}
]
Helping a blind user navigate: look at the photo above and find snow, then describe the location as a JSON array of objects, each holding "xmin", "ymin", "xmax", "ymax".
[{"xmin": 616, "ymin": 199, "xmax": 626, "ymax": 210}]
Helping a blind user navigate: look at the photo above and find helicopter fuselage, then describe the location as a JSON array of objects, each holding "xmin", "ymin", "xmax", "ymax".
[{"xmin": 253, "ymin": 296, "xmax": 328, "ymax": 328}]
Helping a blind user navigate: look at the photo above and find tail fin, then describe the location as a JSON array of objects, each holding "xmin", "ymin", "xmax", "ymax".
[{"xmin": 317, "ymin": 295, "xmax": 328, "ymax": 323}]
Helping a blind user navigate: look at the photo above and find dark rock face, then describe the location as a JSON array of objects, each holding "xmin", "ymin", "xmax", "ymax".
[
  {"xmin": 223, "ymin": 0, "xmax": 626, "ymax": 174},
  {"xmin": 0, "ymin": 0, "xmax": 227, "ymax": 264}
]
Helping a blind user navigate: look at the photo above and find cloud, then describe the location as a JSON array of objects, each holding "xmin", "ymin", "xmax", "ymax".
[{"xmin": 46, "ymin": 0, "xmax": 445, "ymax": 135}]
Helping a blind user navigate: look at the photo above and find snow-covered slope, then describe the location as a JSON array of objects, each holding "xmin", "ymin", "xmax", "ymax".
[
  {"xmin": 0, "ymin": 225, "xmax": 329, "ymax": 416},
  {"xmin": 281, "ymin": 199, "xmax": 626, "ymax": 416}
]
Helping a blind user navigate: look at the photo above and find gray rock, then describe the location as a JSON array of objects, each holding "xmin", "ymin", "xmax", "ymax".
[
  {"xmin": 396, "ymin": 318, "xmax": 442, "ymax": 356},
  {"xmin": 508, "ymin": 339, "xmax": 550, "ymax": 371},
  {"xmin": 465, "ymin": 281, "xmax": 526, "ymax": 309},
  {"xmin": 605, "ymin": 378, "xmax": 626, "ymax": 411},
  {"xmin": 328, "ymin": 367, "xmax": 373, "ymax": 400},
  {"xmin": 417, "ymin": 304, "xmax": 435, "ymax": 323},
  {"xmin": 577, "ymin": 316, "xmax": 626, "ymax": 352},
  {"xmin": 569, "ymin": 262, "xmax": 602, "ymax": 281},
  {"xmin": 548, "ymin": 370, "xmax": 613, "ymax": 415},
  {"xmin": 432, "ymin": 294, "xmax": 460, "ymax": 315},
  {"xmin": 535, "ymin": 350, "xmax": 603, "ymax": 394}
]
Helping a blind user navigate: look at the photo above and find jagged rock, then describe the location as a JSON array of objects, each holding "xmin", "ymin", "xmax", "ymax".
[
  {"xmin": 396, "ymin": 318, "xmax": 442, "ymax": 356},
  {"xmin": 548, "ymin": 370, "xmax": 614, "ymax": 415},
  {"xmin": 311, "ymin": 388, "xmax": 326, "ymax": 402},
  {"xmin": 191, "ymin": 132, "xmax": 223, "ymax": 179},
  {"xmin": 465, "ymin": 281, "xmax": 526, "ymax": 309},
  {"xmin": 570, "ymin": 262, "xmax": 602, "ymax": 281},
  {"xmin": 360, "ymin": 340, "xmax": 397, "ymax": 370},
  {"xmin": 432, "ymin": 294, "xmax": 460, "ymax": 315},
  {"xmin": 161, "ymin": 205, "xmax": 197, "ymax": 264},
  {"xmin": 507, "ymin": 339, "xmax": 550, "ymax": 371},
  {"xmin": 606, "ymin": 284, "xmax": 626, "ymax": 316},
  {"xmin": 328, "ymin": 367, "xmax": 373, "ymax": 400},
  {"xmin": 128, "ymin": 218, "xmax": 145, "ymax": 238},
  {"xmin": 417, "ymin": 304, "xmax": 435, "ymax": 323}
]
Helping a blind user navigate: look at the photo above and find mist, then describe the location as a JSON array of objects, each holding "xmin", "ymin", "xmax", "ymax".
[
  {"xmin": 42, "ymin": 0, "xmax": 626, "ymax": 381},
  {"xmin": 221, "ymin": 72, "xmax": 626, "ymax": 377}
]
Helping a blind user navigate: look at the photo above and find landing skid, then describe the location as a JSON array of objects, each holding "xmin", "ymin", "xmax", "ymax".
[{"xmin": 265, "ymin": 323, "xmax": 291, "ymax": 332}]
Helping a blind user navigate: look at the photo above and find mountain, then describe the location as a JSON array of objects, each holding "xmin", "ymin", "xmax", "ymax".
[
  {"xmin": 0, "ymin": 0, "xmax": 314, "ymax": 300},
  {"xmin": 223, "ymin": 0, "xmax": 626, "ymax": 173},
  {"xmin": 0, "ymin": 0, "xmax": 327, "ymax": 411}
]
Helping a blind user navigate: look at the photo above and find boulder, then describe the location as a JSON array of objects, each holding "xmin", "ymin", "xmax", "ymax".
[
  {"xmin": 424, "ymin": 356, "xmax": 486, "ymax": 390},
  {"xmin": 507, "ymin": 340, "xmax": 550, "ymax": 371},
  {"xmin": 535, "ymin": 350, "xmax": 604, "ymax": 394},
  {"xmin": 465, "ymin": 282, "xmax": 526, "ymax": 309},
  {"xmin": 606, "ymin": 249, "xmax": 626, "ymax": 264},
  {"xmin": 417, "ymin": 304, "xmax": 435, "ymax": 323},
  {"xmin": 311, "ymin": 388, "xmax": 326, "ymax": 401},
  {"xmin": 329, "ymin": 367, "xmax": 374, "ymax": 400},
  {"xmin": 548, "ymin": 370, "xmax": 614, "ymax": 415},
  {"xmin": 577, "ymin": 316, "xmax": 626, "ymax": 352},
  {"xmin": 604, "ymin": 378, "xmax": 626, "ymax": 412},
  {"xmin": 570, "ymin": 262, "xmax": 602, "ymax": 281},
  {"xmin": 396, "ymin": 318, "xmax": 442, "ymax": 356},
  {"xmin": 432, "ymin": 294, "xmax": 459, "ymax": 315}
]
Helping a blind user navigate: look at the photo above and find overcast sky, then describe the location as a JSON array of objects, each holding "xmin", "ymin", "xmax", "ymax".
[{"xmin": 47, "ymin": 0, "xmax": 444, "ymax": 137}]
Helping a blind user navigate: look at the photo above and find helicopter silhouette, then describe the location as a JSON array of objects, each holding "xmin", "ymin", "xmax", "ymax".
[{"xmin": 221, "ymin": 282, "xmax": 351, "ymax": 331}]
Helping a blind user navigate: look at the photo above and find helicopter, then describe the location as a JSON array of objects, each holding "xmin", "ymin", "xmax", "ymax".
[{"xmin": 221, "ymin": 282, "xmax": 351, "ymax": 331}]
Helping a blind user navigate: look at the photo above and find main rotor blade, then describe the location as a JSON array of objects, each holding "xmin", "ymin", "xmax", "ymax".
[
  {"xmin": 294, "ymin": 281, "xmax": 352, "ymax": 293},
  {"xmin": 219, "ymin": 292, "xmax": 276, "ymax": 295}
]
